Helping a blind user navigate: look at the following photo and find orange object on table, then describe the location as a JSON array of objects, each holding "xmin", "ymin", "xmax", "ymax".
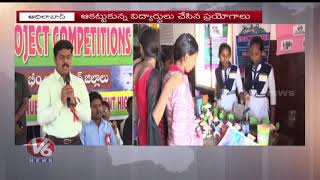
[{"xmin": 202, "ymin": 94, "xmax": 209, "ymax": 105}]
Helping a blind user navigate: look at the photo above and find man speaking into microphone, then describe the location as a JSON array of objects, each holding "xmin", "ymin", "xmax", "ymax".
[{"xmin": 37, "ymin": 40, "xmax": 91, "ymax": 145}]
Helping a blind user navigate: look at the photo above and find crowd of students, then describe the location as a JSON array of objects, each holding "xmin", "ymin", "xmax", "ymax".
[
  {"xmin": 15, "ymin": 29, "xmax": 276, "ymax": 147},
  {"xmin": 133, "ymin": 27, "xmax": 276, "ymax": 146}
]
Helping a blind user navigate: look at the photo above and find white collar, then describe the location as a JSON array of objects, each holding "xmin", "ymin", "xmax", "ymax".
[
  {"xmin": 252, "ymin": 63, "xmax": 262, "ymax": 72},
  {"xmin": 54, "ymin": 69, "xmax": 71, "ymax": 81}
]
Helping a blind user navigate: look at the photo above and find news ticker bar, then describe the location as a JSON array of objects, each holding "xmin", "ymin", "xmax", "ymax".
[{"xmin": 17, "ymin": 11, "xmax": 262, "ymax": 23}]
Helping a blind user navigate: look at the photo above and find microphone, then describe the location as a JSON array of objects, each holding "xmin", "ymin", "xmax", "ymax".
[{"xmin": 64, "ymin": 74, "xmax": 71, "ymax": 108}]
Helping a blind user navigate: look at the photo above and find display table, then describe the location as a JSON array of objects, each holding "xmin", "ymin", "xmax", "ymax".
[{"xmin": 201, "ymin": 127, "xmax": 290, "ymax": 146}]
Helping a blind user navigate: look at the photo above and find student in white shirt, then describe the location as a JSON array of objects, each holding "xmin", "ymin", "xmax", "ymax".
[
  {"xmin": 244, "ymin": 36, "xmax": 276, "ymax": 124},
  {"xmin": 102, "ymin": 101, "xmax": 123, "ymax": 145},
  {"xmin": 37, "ymin": 40, "xmax": 91, "ymax": 145},
  {"xmin": 214, "ymin": 43, "xmax": 245, "ymax": 112}
]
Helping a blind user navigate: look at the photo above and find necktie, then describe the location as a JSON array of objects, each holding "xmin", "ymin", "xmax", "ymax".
[{"xmin": 224, "ymin": 69, "xmax": 228, "ymax": 88}]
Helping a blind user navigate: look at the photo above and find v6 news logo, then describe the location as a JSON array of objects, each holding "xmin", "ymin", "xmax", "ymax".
[{"xmin": 26, "ymin": 137, "xmax": 55, "ymax": 159}]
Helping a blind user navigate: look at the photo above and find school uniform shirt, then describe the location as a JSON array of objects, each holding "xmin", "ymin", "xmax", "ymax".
[
  {"xmin": 244, "ymin": 62, "xmax": 276, "ymax": 121},
  {"xmin": 221, "ymin": 65, "xmax": 244, "ymax": 93},
  {"xmin": 80, "ymin": 119, "xmax": 117, "ymax": 146},
  {"xmin": 214, "ymin": 64, "xmax": 244, "ymax": 112},
  {"xmin": 37, "ymin": 69, "xmax": 91, "ymax": 138},
  {"xmin": 245, "ymin": 62, "xmax": 276, "ymax": 105}
]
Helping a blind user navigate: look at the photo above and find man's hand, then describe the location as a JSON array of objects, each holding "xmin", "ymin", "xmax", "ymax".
[
  {"xmin": 70, "ymin": 96, "xmax": 78, "ymax": 107},
  {"xmin": 15, "ymin": 124, "xmax": 24, "ymax": 136},
  {"xmin": 61, "ymin": 84, "xmax": 75, "ymax": 106}
]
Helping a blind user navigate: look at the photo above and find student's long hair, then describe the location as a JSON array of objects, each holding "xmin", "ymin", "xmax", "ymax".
[
  {"xmin": 173, "ymin": 33, "xmax": 198, "ymax": 63},
  {"xmin": 139, "ymin": 27, "xmax": 161, "ymax": 69}
]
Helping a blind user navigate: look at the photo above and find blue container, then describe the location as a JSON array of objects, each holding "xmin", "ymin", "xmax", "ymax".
[
  {"xmin": 242, "ymin": 123, "xmax": 250, "ymax": 135},
  {"xmin": 196, "ymin": 98, "xmax": 203, "ymax": 116}
]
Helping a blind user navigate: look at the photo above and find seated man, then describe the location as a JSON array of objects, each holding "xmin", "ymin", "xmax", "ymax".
[
  {"xmin": 81, "ymin": 92, "xmax": 117, "ymax": 146},
  {"xmin": 102, "ymin": 101, "xmax": 123, "ymax": 145}
]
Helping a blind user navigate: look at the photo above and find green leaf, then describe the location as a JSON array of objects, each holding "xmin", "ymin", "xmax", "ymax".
[
  {"xmin": 262, "ymin": 118, "xmax": 270, "ymax": 124},
  {"xmin": 219, "ymin": 112, "xmax": 225, "ymax": 120},
  {"xmin": 249, "ymin": 117, "xmax": 258, "ymax": 125},
  {"xmin": 228, "ymin": 113, "xmax": 235, "ymax": 121}
]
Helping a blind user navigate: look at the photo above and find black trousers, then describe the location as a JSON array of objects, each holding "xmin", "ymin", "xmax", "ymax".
[{"xmin": 45, "ymin": 135, "xmax": 82, "ymax": 145}]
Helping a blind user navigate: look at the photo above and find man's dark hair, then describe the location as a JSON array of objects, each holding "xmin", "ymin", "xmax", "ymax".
[
  {"xmin": 126, "ymin": 97, "xmax": 132, "ymax": 108},
  {"xmin": 53, "ymin": 40, "xmax": 74, "ymax": 57},
  {"xmin": 89, "ymin": 91, "xmax": 103, "ymax": 104},
  {"xmin": 249, "ymin": 36, "xmax": 264, "ymax": 52},
  {"xmin": 102, "ymin": 101, "xmax": 110, "ymax": 111}
]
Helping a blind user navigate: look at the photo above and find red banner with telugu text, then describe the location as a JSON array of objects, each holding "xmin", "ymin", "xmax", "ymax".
[{"xmin": 17, "ymin": 11, "xmax": 262, "ymax": 24}]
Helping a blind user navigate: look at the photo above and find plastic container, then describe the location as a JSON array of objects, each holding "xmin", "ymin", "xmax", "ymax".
[
  {"xmin": 202, "ymin": 94, "xmax": 209, "ymax": 105},
  {"xmin": 257, "ymin": 124, "xmax": 271, "ymax": 146},
  {"xmin": 196, "ymin": 97, "xmax": 203, "ymax": 117}
]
